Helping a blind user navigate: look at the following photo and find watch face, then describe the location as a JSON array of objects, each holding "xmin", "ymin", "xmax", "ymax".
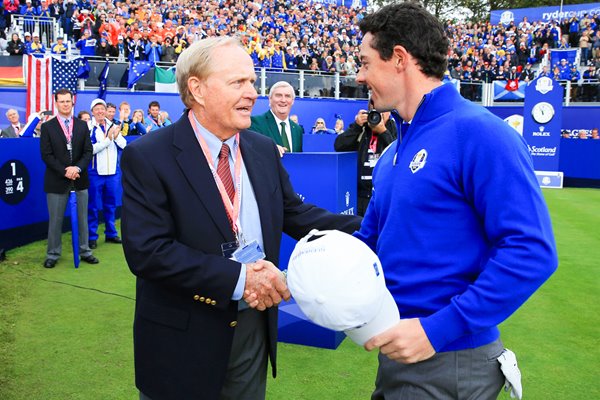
[{"xmin": 532, "ymin": 102, "xmax": 555, "ymax": 124}]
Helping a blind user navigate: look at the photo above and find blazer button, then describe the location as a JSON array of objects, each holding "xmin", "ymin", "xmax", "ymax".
[
  {"xmin": 211, "ymin": 300, "xmax": 217, "ymax": 306},
  {"xmin": 205, "ymin": 298, "xmax": 212, "ymax": 304},
  {"xmin": 229, "ymin": 321, "xmax": 237, "ymax": 328},
  {"xmin": 193, "ymin": 295, "xmax": 200, "ymax": 301},
  {"xmin": 199, "ymin": 297, "xmax": 205, "ymax": 302}
]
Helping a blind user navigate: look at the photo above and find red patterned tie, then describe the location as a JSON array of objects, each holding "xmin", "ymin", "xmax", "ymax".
[{"xmin": 217, "ymin": 143, "xmax": 235, "ymax": 203}]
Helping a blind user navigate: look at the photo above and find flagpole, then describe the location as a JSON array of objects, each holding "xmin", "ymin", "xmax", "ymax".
[{"xmin": 559, "ymin": 0, "xmax": 563, "ymax": 17}]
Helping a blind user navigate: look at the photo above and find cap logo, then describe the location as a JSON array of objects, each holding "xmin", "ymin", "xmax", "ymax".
[
  {"xmin": 372, "ymin": 262, "xmax": 380, "ymax": 277},
  {"xmin": 409, "ymin": 149, "xmax": 428, "ymax": 173}
]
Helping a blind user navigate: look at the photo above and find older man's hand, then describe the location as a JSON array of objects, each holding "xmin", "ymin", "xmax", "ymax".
[{"xmin": 243, "ymin": 260, "xmax": 290, "ymax": 310}]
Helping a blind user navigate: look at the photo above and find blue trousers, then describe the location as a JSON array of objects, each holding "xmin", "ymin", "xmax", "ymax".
[{"xmin": 88, "ymin": 173, "xmax": 119, "ymax": 241}]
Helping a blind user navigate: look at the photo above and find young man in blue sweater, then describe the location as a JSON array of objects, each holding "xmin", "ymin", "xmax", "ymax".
[{"xmin": 354, "ymin": 3, "xmax": 558, "ymax": 399}]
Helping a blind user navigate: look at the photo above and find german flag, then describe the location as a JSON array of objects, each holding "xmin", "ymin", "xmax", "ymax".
[{"xmin": 0, "ymin": 56, "xmax": 25, "ymax": 86}]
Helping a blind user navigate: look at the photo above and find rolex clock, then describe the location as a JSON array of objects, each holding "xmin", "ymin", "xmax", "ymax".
[{"xmin": 531, "ymin": 102, "xmax": 555, "ymax": 124}]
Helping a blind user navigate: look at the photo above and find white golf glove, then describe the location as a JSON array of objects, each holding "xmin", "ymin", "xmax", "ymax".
[{"xmin": 497, "ymin": 348, "xmax": 522, "ymax": 399}]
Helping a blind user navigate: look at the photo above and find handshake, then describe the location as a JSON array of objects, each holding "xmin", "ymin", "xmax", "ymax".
[{"xmin": 243, "ymin": 260, "xmax": 290, "ymax": 311}]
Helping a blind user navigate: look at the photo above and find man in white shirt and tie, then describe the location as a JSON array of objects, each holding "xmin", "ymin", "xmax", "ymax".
[
  {"xmin": 1, "ymin": 109, "xmax": 23, "ymax": 138},
  {"xmin": 39, "ymin": 89, "xmax": 97, "ymax": 268},
  {"xmin": 249, "ymin": 81, "xmax": 304, "ymax": 156}
]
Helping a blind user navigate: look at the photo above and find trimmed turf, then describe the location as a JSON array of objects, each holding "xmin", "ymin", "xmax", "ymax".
[{"xmin": 1, "ymin": 188, "xmax": 599, "ymax": 399}]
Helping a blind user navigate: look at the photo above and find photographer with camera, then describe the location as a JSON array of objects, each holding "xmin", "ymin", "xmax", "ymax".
[{"xmin": 334, "ymin": 106, "xmax": 397, "ymax": 216}]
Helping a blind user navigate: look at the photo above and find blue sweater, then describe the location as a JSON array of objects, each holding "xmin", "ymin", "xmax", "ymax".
[{"xmin": 355, "ymin": 83, "xmax": 557, "ymax": 352}]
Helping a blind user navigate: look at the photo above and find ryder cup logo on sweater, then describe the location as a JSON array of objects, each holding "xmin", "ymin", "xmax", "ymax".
[{"xmin": 409, "ymin": 149, "xmax": 427, "ymax": 173}]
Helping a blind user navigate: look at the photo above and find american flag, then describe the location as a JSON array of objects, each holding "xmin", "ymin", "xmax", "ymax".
[{"xmin": 24, "ymin": 55, "xmax": 80, "ymax": 116}]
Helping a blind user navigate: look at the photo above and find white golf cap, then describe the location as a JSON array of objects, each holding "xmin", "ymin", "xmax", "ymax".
[
  {"xmin": 90, "ymin": 98, "xmax": 106, "ymax": 110},
  {"xmin": 287, "ymin": 229, "xmax": 400, "ymax": 346}
]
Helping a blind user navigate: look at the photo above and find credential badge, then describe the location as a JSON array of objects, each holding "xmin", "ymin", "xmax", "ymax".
[{"xmin": 409, "ymin": 149, "xmax": 428, "ymax": 173}]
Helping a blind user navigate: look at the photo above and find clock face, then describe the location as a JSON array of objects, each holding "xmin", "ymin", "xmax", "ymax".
[{"xmin": 531, "ymin": 102, "xmax": 555, "ymax": 124}]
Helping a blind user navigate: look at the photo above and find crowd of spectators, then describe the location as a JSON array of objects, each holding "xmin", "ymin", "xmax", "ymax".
[
  {"xmin": 1, "ymin": 1, "xmax": 600, "ymax": 101},
  {"xmin": 1, "ymin": 0, "xmax": 366, "ymax": 78},
  {"xmin": 444, "ymin": 14, "xmax": 600, "ymax": 101}
]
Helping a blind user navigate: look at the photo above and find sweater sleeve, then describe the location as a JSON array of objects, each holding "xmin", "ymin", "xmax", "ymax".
[{"xmin": 420, "ymin": 115, "xmax": 558, "ymax": 351}]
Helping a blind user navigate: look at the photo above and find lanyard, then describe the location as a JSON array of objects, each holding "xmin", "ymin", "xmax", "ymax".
[
  {"xmin": 368, "ymin": 132, "xmax": 378, "ymax": 154},
  {"xmin": 188, "ymin": 113, "xmax": 243, "ymax": 237},
  {"xmin": 148, "ymin": 115, "xmax": 161, "ymax": 128},
  {"xmin": 56, "ymin": 115, "xmax": 73, "ymax": 143}
]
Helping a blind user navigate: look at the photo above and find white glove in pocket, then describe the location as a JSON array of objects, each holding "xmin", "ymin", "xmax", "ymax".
[{"xmin": 497, "ymin": 348, "xmax": 522, "ymax": 399}]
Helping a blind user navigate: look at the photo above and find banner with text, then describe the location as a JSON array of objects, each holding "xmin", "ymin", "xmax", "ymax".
[{"xmin": 491, "ymin": 3, "xmax": 600, "ymax": 26}]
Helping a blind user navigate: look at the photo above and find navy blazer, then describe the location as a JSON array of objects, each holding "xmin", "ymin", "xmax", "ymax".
[
  {"xmin": 121, "ymin": 111, "xmax": 360, "ymax": 399},
  {"xmin": 40, "ymin": 116, "xmax": 93, "ymax": 193}
]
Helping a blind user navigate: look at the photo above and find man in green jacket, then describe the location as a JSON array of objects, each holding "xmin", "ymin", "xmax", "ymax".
[{"xmin": 250, "ymin": 81, "xmax": 303, "ymax": 155}]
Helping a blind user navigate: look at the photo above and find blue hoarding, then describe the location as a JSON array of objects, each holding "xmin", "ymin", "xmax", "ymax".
[
  {"xmin": 523, "ymin": 76, "xmax": 564, "ymax": 171},
  {"xmin": 491, "ymin": 3, "xmax": 600, "ymax": 25}
]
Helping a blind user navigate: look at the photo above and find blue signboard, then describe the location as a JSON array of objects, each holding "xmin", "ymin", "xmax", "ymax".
[
  {"xmin": 522, "ymin": 76, "xmax": 564, "ymax": 171},
  {"xmin": 491, "ymin": 3, "xmax": 600, "ymax": 25},
  {"xmin": 278, "ymin": 152, "xmax": 357, "ymax": 349},
  {"xmin": 307, "ymin": 0, "xmax": 367, "ymax": 8}
]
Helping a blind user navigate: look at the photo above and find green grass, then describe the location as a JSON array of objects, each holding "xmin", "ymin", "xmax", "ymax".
[{"xmin": 1, "ymin": 188, "xmax": 599, "ymax": 399}]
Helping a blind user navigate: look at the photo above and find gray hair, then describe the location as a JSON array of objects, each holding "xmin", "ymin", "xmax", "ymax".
[
  {"xmin": 176, "ymin": 36, "xmax": 244, "ymax": 109},
  {"xmin": 268, "ymin": 81, "xmax": 295, "ymax": 100}
]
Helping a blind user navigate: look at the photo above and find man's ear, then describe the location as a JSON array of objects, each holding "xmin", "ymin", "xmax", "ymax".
[
  {"xmin": 393, "ymin": 45, "xmax": 409, "ymax": 71},
  {"xmin": 188, "ymin": 76, "xmax": 205, "ymax": 107}
]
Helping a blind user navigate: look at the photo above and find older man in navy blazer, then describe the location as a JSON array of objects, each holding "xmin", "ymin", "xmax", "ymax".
[{"xmin": 121, "ymin": 37, "xmax": 360, "ymax": 400}]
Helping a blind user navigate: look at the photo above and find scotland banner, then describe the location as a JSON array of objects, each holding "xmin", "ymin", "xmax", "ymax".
[
  {"xmin": 491, "ymin": 3, "xmax": 600, "ymax": 26},
  {"xmin": 494, "ymin": 80, "xmax": 526, "ymax": 101},
  {"xmin": 522, "ymin": 76, "xmax": 563, "ymax": 172}
]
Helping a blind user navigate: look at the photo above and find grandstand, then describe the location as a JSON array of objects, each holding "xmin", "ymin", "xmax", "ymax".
[{"xmin": 1, "ymin": 0, "xmax": 599, "ymax": 105}]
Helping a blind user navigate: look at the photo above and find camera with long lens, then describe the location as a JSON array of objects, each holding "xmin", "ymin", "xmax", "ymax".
[{"xmin": 367, "ymin": 110, "xmax": 382, "ymax": 125}]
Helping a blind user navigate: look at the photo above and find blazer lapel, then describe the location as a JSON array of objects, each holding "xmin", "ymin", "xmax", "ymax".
[
  {"xmin": 173, "ymin": 115, "xmax": 236, "ymax": 242},
  {"xmin": 51, "ymin": 118, "xmax": 68, "ymax": 147},
  {"xmin": 265, "ymin": 111, "xmax": 283, "ymax": 146}
]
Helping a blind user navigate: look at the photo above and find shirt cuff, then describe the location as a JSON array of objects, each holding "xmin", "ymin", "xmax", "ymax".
[{"xmin": 231, "ymin": 263, "xmax": 247, "ymax": 301}]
